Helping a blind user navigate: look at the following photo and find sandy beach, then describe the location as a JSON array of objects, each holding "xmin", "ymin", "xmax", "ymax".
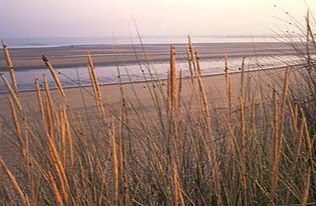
[
  {"xmin": 0, "ymin": 41, "xmax": 296, "ymax": 170},
  {"xmin": 0, "ymin": 66, "xmax": 287, "ymax": 121},
  {"xmin": 0, "ymin": 65, "xmax": 290, "ymax": 175},
  {"xmin": 0, "ymin": 40, "xmax": 295, "ymax": 143}
]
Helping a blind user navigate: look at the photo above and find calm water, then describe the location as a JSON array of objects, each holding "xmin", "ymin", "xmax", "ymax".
[
  {"xmin": 0, "ymin": 54, "xmax": 302, "ymax": 93},
  {"xmin": 2, "ymin": 35, "xmax": 300, "ymax": 49}
]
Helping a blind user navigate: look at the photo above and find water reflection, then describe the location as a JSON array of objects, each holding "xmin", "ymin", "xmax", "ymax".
[{"xmin": 0, "ymin": 55, "xmax": 301, "ymax": 92}]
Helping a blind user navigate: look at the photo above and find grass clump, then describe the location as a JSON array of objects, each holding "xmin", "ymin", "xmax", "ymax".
[{"xmin": 0, "ymin": 14, "xmax": 316, "ymax": 206}]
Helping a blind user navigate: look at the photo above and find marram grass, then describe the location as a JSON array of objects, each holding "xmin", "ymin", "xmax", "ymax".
[{"xmin": 0, "ymin": 23, "xmax": 316, "ymax": 206}]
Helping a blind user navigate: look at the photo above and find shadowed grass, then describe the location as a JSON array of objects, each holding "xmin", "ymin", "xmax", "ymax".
[{"xmin": 0, "ymin": 13, "xmax": 316, "ymax": 206}]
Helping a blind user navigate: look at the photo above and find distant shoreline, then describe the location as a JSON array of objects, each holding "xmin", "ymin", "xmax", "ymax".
[{"xmin": 2, "ymin": 34, "xmax": 299, "ymax": 49}]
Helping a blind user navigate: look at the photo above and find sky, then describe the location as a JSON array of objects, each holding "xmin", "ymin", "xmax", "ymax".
[{"xmin": 0, "ymin": 0, "xmax": 315, "ymax": 38}]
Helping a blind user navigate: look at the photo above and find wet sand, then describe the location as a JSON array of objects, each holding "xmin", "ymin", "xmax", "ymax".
[{"xmin": 0, "ymin": 42, "xmax": 297, "ymax": 70}]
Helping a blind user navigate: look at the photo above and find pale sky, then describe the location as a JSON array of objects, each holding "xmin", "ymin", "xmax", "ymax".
[{"xmin": 0, "ymin": 0, "xmax": 315, "ymax": 38}]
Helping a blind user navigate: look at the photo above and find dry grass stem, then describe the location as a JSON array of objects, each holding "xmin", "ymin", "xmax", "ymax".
[
  {"xmin": 9, "ymin": 98, "xmax": 26, "ymax": 157},
  {"xmin": 48, "ymin": 172, "xmax": 64, "ymax": 206},
  {"xmin": 0, "ymin": 156, "xmax": 30, "ymax": 206},
  {"xmin": 110, "ymin": 125, "xmax": 119, "ymax": 206},
  {"xmin": 170, "ymin": 45, "xmax": 177, "ymax": 110},
  {"xmin": 87, "ymin": 52, "xmax": 106, "ymax": 118},
  {"xmin": 2, "ymin": 41, "xmax": 18, "ymax": 92},
  {"xmin": 0, "ymin": 73, "xmax": 22, "ymax": 111},
  {"xmin": 42, "ymin": 55, "xmax": 66, "ymax": 98}
]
